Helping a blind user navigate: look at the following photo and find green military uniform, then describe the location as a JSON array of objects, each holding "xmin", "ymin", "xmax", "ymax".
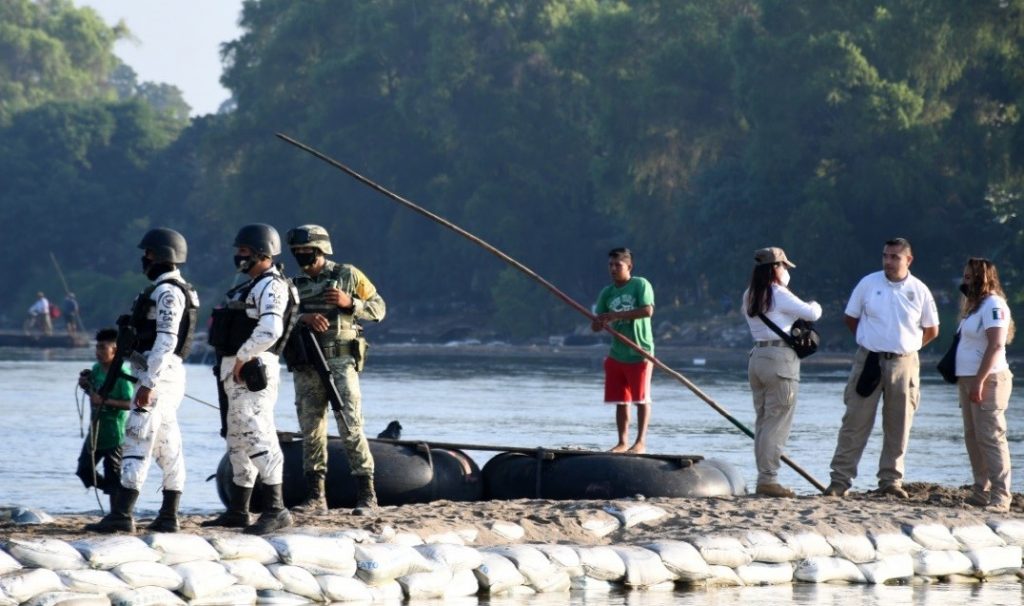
[{"xmin": 292, "ymin": 260, "xmax": 386, "ymax": 478}]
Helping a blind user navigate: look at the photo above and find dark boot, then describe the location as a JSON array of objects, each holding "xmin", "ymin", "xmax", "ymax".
[
  {"xmin": 147, "ymin": 490, "xmax": 181, "ymax": 532},
  {"xmin": 244, "ymin": 483, "xmax": 293, "ymax": 535},
  {"xmin": 290, "ymin": 472, "xmax": 327, "ymax": 514},
  {"xmin": 200, "ymin": 483, "xmax": 252, "ymax": 528},
  {"xmin": 84, "ymin": 488, "xmax": 138, "ymax": 533},
  {"xmin": 352, "ymin": 474, "xmax": 378, "ymax": 517}
]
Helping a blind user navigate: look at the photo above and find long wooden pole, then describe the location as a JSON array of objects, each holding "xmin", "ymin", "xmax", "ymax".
[{"xmin": 274, "ymin": 132, "xmax": 826, "ymax": 493}]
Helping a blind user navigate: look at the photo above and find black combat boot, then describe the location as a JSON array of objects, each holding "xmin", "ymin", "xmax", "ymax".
[
  {"xmin": 244, "ymin": 483, "xmax": 293, "ymax": 535},
  {"xmin": 200, "ymin": 483, "xmax": 253, "ymax": 528},
  {"xmin": 290, "ymin": 472, "xmax": 327, "ymax": 514},
  {"xmin": 147, "ymin": 490, "xmax": 181, "ymax": 532},
  {"xmin": 84, "ymin": 488, "xmax": 139, "ymax": 533},
  {"xmin": 352, "ymin": 474, "xmax": 378, "ymax": 517}
]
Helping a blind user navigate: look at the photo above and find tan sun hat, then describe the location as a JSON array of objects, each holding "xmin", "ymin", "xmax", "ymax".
[{"xmin": 754, "ymin": 247, "xmax": 796, "ymax": 268}]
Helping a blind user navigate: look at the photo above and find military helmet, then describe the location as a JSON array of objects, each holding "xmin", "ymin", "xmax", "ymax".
[
  {"xmin": 233, "ymin": 223, "xmax": 281, "ymax": 257},
  {"xmin": 138, "ymin": 227, "xmax": 188, "ymax": 264},
  {"xmin": 286, "ymin": 224, "xmax": 333, "ymax": 255}
]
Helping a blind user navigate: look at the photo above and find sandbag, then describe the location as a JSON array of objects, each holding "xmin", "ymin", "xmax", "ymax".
[
  {"xmin": 268, "ymin": 535, "xmax": 355, "ymax": 576},
  {"xmin": 143, "ymin": 534, "xmax": 219, "ymax": 566},
  {"xmin": 534, "ymin": 545, "xmax": 583, "ymax": 579},
  {"xmin": 704, "ymin": 564, "xmax": 743, "ymax": 587},
  {"xmin": 108, "ymin": 586, "xmax": 186, "ymax": 606},
  {"xmin": 367, "ymin": 580, "xmax": 404, "ymax": 602},
  {"xmin": 172, "ymin": 560, "xmax": 236, "ymax": 599},
  {"xmin": 207, "ymin": 535, "xmax": 279, "ymax": 565},
  {"xmin": 188, "ymin": 584, "xmax": 256, "ymax": 606},
  {"xmin": 354, "ymin": 543, "xmax": 434, "ymax": 585},
  {"xmin": 317, "ymin": 574, "xmax": 374, "ymax": 602},
  {"xmin": 644, "ymin": 541, "xmax": 709, "ymax": 582},
  {"xmin": 110, "ymin": 561, "xmax": 182, "ymax": 590},
  {"xmin": 22, "ymin": 591, "xmax": 110, "ymax": 606},
  {"xmin": 489, "ymin": 520, "xmax": 525, "ymax": 541},
  {"xmin": 857, "ymin": 554, "xmax": 914, "ymax": 584},
  {"xmin": 421, "ymin": 531, "xmax": 465, "ymax": 545},
  {"xmin": 56, "ymin": 569, "xmax": 130, "ymax": 594},
  {"xmin": 574, "ymin": 546, "xmax": 626, "ymax": 582},
  {"xmin": 913, "ymin": 549, "xmax": 974, "ymax": 577},
  {"xmin": 221, "ymin": 558, "xmax": 283, "ymax": 590},
  {"xmin": 579, "ymin": 511, "xmax": 621, "ymax": 538},
  {"xmin": 793, "ymin": 556, "xmax": 866, "ymax": 583},
  {"xmin": 868, "ymin": 531, "xmax": 923, "ymax": 557},
  {"xmin": 603, "ymin": 504, "xmax": 668, "ymax": 528},
  {"xmin": 473, "ymin": 553, "xmax": 526, "ymax": 594},
  {"xmin": 0, "ymin": 550, "xmax": 21, "ymax": 575},
  {"xmin": 6, "ymin": 538, "xmax": 88, "ymax": 570},
  {"xmin": 483, "ymin": 546, "xmax": 568, "ymax": 592},
  {"xmin": 397, "ymin": 569, "xmax": 451, "ymax": 600},
  {"xmin": 952, "ymin": 524, "xmax": 1006, "ymax": 549},
  {"xmin": 570, "ymin": 577, "xmax": 615, "ymax": 592},
  {"xmin": 735, "ymin": 562, "xmax": 794, "ymax": 585},
  {"xmin": 779, "ymin": 531, "xmax": 834, "ymax": 558},
  {"xmin": 0, "ymin": 590, "xmax": 16, "ymax": 606},
  {"xmin": 71, "ymin": 537, "xmax": 160, "ymax": 571},
  {"xmin": 267, "ymin": 563, "xmax": 323, "ymax": 601},
  {"xmin": 989, "ymin": 519, "xmax": 1024, "ymax": 546},
  {"xmin": 826, "ymin": 533, "xmax": 876, "ymax": 563},
  {"xmin": 415, "ymin": 543, "xmax": 482, "ymax": 573},
  {"xmin": 904, "ymin": 524, "xmax": 960, "ymax": 551},
  {"xmin": 691, "ymin": 535, "xmax": 752, "ymax": 568},
  {"xmin": 0, "ymin": 568, "xmax": 64, "ymax": 603},
  {"xmin": 612, "ymin": 546, "xmax": 676, "ymax": 587},
  {"xmin": 252, "ymin": 589, "xmax": 308, "ymax": 605},
  {"xmin": 740, "ymin": 530, "xmax": 796, "ymax": 563},
  {"xmin": 966, "ymin": 545, "xmax": 1023, "ymax": 577}
]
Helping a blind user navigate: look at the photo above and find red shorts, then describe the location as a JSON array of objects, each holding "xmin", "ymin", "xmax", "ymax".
[{"xmin": 603, "ymin": 357, "xmax": 653, "ymax": 405}]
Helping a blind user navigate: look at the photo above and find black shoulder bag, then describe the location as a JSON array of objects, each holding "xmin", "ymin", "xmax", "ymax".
[
  {"xmin": 936, "ymin": 331, "xmax": 960, "ymax": 384},
  {"xmin": 757, "ymin": 313, "xmax": 820, "ymax": 359}
]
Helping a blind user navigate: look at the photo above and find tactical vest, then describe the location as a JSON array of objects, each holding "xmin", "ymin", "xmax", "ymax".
[
  {"xmin": 128, "ymin": 277, "xmax": 199, "ymax": 359},
  {"xmin": 209, "ymin": 270, "xmax": 298, "ymax": 356},
  {"xmin": 293, "ymin": 262, "xmax": 360, "ymax": 344}
]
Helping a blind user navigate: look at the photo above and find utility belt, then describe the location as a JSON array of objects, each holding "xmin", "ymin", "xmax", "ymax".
[{"xmin": 283, "ymin": 329, "xmax": 369, "ymax": 372}]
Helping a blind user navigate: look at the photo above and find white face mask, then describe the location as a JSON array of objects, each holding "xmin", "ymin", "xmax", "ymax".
[{"xmin": 777, "ymin": 267, "xmax": 791, "ymax": 287}]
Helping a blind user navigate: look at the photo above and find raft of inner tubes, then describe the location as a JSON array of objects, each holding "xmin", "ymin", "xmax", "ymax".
[{"xmin": 215, "ymin": 433, "xmax": 747, "ymax": 509}]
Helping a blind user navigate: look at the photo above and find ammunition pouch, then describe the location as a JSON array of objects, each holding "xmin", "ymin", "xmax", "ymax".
[
  {"xmin": 350, "ymin": 336, "xmax": 368, "ymax": 373},
  {"xmin": 208, "ymin": 305, "xmax": 258, "ymax": 356},
  {"xmin": 240, "ymin": 358, "xmax": 268, "ymax": 392}
]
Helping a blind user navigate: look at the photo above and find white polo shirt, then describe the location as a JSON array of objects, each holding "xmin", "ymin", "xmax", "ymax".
[
  {"xmin": 955, "ymin": 294, "xmax": 1012, "ymax": 376},
  {"xmin": 844, "ymin": 271, "xmax": 938, "ymax": 355}
]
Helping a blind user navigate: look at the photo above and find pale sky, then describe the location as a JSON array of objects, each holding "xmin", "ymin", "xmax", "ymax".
[{"xmin": 78, "ymin": 1, "xmax": 245, "ymax": 116}]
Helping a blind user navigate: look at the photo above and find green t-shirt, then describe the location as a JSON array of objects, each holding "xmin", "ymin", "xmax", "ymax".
[
  {"xmin": 89, "ymin": 362, "xmax": 133, "ymax": 451},
  {"xmin": 594, "ymin": 276, "xmax": 655, "ymax": 362}
]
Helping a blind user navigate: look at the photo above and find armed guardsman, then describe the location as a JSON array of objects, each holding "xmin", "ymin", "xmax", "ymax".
[
  {"xmin": 286, "ymin": 224, "xmax": 386, "ymax": 515},
  {"xmin": 201, "ymin": 224, "xmax": 298, "ymax": 535},
  {"xmin": 85, "ymin": 228, "xmax": 199, "ymax": 533}
]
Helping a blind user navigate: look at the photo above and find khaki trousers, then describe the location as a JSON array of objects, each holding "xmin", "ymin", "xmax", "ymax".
[
  {"xmin": 748, "ymin": 345, "xmax": 800, "ymax": 485},
  {"xmin": 829, "ymin": 347, "xmax": 920, "ymax": 489},
  {"xmin": 959, "ymin": 370, "xmax": 1013, "ymax": 507}
]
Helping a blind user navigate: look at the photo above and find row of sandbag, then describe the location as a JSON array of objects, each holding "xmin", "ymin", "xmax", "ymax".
[{"xmin": 3, "ymin": 518, "xmax": 1024, "ymax": 605}]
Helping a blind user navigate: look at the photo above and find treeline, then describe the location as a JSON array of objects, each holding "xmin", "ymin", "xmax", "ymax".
[{"xmin": 1, "ymin": 0, "xmax": 1022, "ymax": 339}]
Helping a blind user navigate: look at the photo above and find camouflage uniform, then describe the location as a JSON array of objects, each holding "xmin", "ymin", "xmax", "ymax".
[{"xmin": 292, "ymin": 260, "xmax": 386, "ymax": 477}]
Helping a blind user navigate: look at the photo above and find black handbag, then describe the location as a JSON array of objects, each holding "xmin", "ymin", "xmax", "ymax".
[
  {"xmin": 936, "ymin": 331, "xmax": 960, "ymax": 384},
  {"xmin": 758, "ymin": 314, "xmax": 820, "ymax": 359}
]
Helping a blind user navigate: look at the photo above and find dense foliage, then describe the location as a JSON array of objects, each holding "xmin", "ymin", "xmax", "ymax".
[{"xmin": 2, "ymin": 0, "xmax": 1022, "ymax": 341}]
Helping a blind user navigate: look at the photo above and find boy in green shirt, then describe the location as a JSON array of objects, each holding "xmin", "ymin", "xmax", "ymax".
[
  {"xmin": 76, "ymin": 328, "xmax": 134, "ymax": 499},
  {"xmin": 591, "ymin": 248, "xmax": 655, "ymax": 453}
]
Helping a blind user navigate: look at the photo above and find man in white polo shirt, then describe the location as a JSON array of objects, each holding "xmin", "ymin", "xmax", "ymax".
[{"xmin": 825, "ymin": 238, "xmax": 939, "ymax": 498}]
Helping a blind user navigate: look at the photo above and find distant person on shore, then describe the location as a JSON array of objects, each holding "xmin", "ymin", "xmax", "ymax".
[
  {"xmin": 743, "ymin": 247, "xmax": 822, "ymax": 498},
  {"xmin": 825, "ymin": 237, "xmax": 939, "ymax": 498},
  {"xmin": 953, "ymin": 258, "xmax": 1015, "ymax": 513},
  {"xmin": 63, "ymin": 292, "xmax": 81, "ymax": 336},
  {"xmin": 85, "ymin": 228, "xmax": 199, "ymax": 533},
  {"xmin": 285, "ymin": 224, "xmax": 386, "ymax": 516},
  {"xmin": 591, "ymin": 247, "xmax": 655, "ymax": 454},
  {"xmin": 75, "ymin": 328, "xmax": 133, "ymax": 505},
  {"xmin": 26, "ymin": 292, "xmax": 52, "ymax": 336}
]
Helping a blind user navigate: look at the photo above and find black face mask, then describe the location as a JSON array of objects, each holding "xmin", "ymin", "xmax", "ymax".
[
  {"xmin": 293, "ymin": 251, "xmax": 318, "ymax": 268},
  {"xmin": 959, "ymin": 282, "xmax": 972, "ymax": 297},
  {"xmin": 142, "ymin": 256, "xmax": 172, "ymax": 281},
  {"xmin": 234, "ymin": 255, "xmax": 253, "ymax": 273}
]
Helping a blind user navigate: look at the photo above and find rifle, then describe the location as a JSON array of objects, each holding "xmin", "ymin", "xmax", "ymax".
[
  {"xmin": 298, "ymin": 325, "xmax": 350, "ymax": 436},
  {"xmin": 213, "ymin": 356, "xmax": 230, "ymax": 438},
  {"xmin": 95, "ymin": 316, "xmax": 138, "ymax": 400}
]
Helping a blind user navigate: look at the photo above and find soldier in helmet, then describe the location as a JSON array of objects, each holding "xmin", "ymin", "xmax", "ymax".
[
  {"xmin": 85, "ymin": 227, "xmax": 199, "ymax": 533},
  {"xmin": 286, "ymin": 224, "xmax": 386, "ymax": 515},
  {"xmin": 201, "ymin": 224, "xmax": 299, "ymax": 535}
]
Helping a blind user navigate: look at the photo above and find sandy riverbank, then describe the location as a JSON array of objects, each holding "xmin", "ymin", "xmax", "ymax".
[{"xmin": 6, "ymin": 484, "xmax": 1020, "ymax": 544}]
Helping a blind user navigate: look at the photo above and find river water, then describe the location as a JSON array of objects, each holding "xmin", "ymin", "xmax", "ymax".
[{"xmin": 1, "ymin": 345, "xmax": 1022, "ymax": 604}]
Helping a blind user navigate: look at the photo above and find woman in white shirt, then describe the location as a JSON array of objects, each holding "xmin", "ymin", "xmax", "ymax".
[
  {"xmin": 955, "ymin": 257, "xmax": 1015, "ymax": 512},
  {"xmin": 743, "ymin": 247, "xmax": 822, "ymax": 497}
]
